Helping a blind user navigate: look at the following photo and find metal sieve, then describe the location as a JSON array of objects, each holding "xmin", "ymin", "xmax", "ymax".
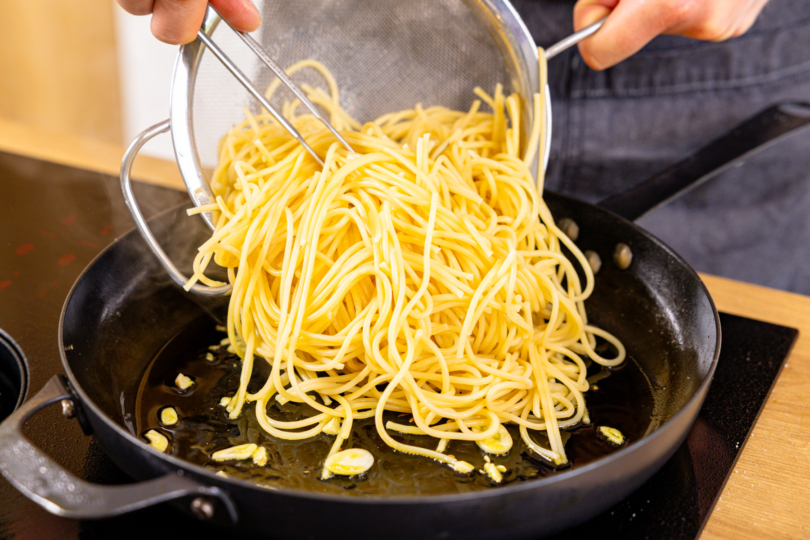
[{"xmin": 121, "ymin": 0, "xmax": 602, "ymax": 296}]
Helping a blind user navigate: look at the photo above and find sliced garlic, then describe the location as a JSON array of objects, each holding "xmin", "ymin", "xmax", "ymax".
[
  {"xmin": 252, "ymin": 446, "xmax": 268, "ymax": 466},
  {"xmin": 324, "ymin": 448, "xmax": 374, "ymax": 477},
  {"xmin": 212, "ymin": 443, "xmax": 258, "ymax": 461},
  {"xmin": 159, "ymin": 406, "xmax": 178, "ymax": 426},
  {"xmin": 598, "ymin": 426, "xmax": 625, "ymax": 446},
  {"xmin": 144, "ymin": 430, "xmax": 169, "ymax": 453},
  {"xmin": 175, "ymin": 373, "xmax": 195, "ymax": 391},
  {"xmin": 483, "ymin": 461, "xmax": 503, "ymax": 484},
  {"xmin": 215, "ymin": 470, "xmax": 228, "ymax": 478},
  {"xmin": 205, "ymin": 352, "xmax": 215, "ymax": 362},
  {"xmin": 475, "ymin": 424, "xmax": 513, "ymax": 455},
  {"xmin": 322, "ymin": 417, "xmax": 341, "ymax": 436},
  {"xmin": 451, "ymin": 460, "xmax": 475, "ymax": 474}
]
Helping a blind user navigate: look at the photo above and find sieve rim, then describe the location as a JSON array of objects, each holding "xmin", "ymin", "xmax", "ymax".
[{"xmin": 169, "ymin": 0, "xmax": 542, "ymax": 231}]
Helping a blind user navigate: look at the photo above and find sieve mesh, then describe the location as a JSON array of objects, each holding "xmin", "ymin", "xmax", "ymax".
[{"xmin": 171, "ymin": 0, "xmax": 539, "ymax": 221}]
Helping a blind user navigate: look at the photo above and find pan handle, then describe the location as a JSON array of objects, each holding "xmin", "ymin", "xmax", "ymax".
[
  {"xmin": 598, "ymin": 102, "xmax": 810, "ymax": 221},
  {"xmin": 0, "ymin": 375, "xmax": 238, "ymax": 522},
  {"xmin": 120, "ymin": 120, "xmax": 232, "ymax": 297}
]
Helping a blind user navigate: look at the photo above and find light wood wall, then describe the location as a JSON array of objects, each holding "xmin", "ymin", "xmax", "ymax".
[{"xmin": 0, "ymin": 1, "xmax": 122, "ymax": 145}]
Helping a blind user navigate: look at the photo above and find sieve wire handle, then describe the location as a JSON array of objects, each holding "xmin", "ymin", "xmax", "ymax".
[
  {"xmin": 195, "ymin": 30, "xmax": 326, "ymax": 166},
  {"xmin": 120, "ymin": 120, "xmax": 232, "ymax": 297},
  {"xmin": 546, "ymin": 17, "xmax": 606, "ymax": 60},
  {"xmin": 227, "ymin": 22, "xmax": 355, "ymax": 153}
]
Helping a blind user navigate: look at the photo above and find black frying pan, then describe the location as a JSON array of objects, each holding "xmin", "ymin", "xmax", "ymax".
[{"xmin": 1, "ymin": 103, "xmax": 808, "ymax": 540}]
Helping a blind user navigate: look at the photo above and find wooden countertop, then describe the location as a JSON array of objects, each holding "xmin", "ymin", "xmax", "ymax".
[{"xmin": 2, "ymin": 118, "xmax": 808, "ymax": 539}]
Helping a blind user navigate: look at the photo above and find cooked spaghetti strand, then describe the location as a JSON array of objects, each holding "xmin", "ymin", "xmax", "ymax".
[{"xmin": 188, "ymin": 52, "xmax": 624, "ymax": 470}]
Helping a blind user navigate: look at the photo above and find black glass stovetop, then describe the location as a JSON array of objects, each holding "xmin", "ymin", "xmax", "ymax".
[{"xmin": 0, "ymin": 151, "xmax": 797, "ymax": 539}]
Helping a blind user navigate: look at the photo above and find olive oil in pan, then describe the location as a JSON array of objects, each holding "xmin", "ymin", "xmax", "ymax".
[{"xmin": 134, "ymin": 316, "xmax": 657, "ymax": 496}]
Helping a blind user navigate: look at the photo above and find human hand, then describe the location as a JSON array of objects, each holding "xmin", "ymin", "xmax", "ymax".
[
  {"xmin": 117, "ymin": 0, "xmax": 261, "ymax": 45},
  {"xmin": 573, "ymin": 0, "xmax": 770, "ymax": 70}
]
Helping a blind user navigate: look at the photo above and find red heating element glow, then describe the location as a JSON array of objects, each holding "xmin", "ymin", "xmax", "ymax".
[{"xmin": 15, "ymin": 244, "xmax": 33, "ymax": 255}]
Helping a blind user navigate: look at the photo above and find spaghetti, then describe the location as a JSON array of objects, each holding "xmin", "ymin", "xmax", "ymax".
[{"xmin": 186, "ymin": 52, "xmax": 625, "ymax": 472}]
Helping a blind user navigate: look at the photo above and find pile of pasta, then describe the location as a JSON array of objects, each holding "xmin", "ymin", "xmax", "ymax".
[{"xmin": 186, "ymin": 58, "xmax": 625, "ymax": 471}]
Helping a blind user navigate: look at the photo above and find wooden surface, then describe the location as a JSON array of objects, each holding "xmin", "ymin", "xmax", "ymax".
[
  {"xmin": 0, "ymin": 1, "xmax": 122, "ymax": 145},
  {"xmin": 699, "ymin": 275, "xmax": 810, "ymax": 540},
  {"xmin": 0, "ymin": 127, "xmax": 808, "ymax": 539}
]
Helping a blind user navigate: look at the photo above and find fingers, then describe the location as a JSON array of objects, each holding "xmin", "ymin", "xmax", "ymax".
[
  {"xmin": 574, "ymin": 0, "xmax": 619, "ymax": 28},
  {"xmin": 118, "ymin": 0, "xmax": 262, "ymax": 45},
  {"xmin": 667, "ymin": 0, "xmax": 746, "ymax": 41},
  {"xmin": 117, "ymin": 0, "xmax": 156, "ymax": 16},
  {"xmin": 150, "ymin": 0, "xmax": 208, "ymax": 44},
  {"xmin": 573, "ymin": 0, "xmax": 770, "ymax": 71},
  {"xmin": 574, "ymin": 0, "xmax": 684, "ymax": 71},
  {"xmin": 694, "ymin": 0, "xmax": 768, "ymax": 40},
  {"xmin": 734, "ymin": 0, "xmax": 770, "ymax": 37}
]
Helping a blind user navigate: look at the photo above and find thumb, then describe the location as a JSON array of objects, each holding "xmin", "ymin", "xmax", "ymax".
[
  {"xmin": 573, "ymin": 0, "xmax": 672, "ymax": 70},
  {"xmin": 575, "ymin": 0, "xmax": 617, "ymax": 29}
]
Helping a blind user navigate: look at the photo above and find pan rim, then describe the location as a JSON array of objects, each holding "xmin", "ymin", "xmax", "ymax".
[{"xmin": 57, "ymin": 198, "xmax": 721, "ymax": 506}]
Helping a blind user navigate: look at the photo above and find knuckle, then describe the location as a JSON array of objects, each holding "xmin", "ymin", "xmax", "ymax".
[
  {"xmin": 659, "ymin": 0, "xmax": 700, "ymax": 27},
  {"xmin": 731, "ymin": 22, "xmax": 753, "ymax": 39},
  {"xmin": 692, "ymin": 16, "xmax": 735, "ymax": 41},
  {"xmin": 661, "ymin": 0, "xmax": 740, "ymax": 42}
]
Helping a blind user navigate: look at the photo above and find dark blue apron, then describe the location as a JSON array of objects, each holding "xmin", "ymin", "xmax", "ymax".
[{"xmin": 513, "ymin": 0, "xmax": 810, "ymax": 294}]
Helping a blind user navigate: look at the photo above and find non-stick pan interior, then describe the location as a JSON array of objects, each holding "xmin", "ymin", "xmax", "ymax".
[
  {"xmin": 60, "ymin": 205, "xmax": 227, "ymax": 432},
  {"xmin": 60, "ymin": 196, "xmax": 718, "ymax": 496},
  {"xmin": 545, "ymin": 192, "xmax": 718, "ymax": 425}
]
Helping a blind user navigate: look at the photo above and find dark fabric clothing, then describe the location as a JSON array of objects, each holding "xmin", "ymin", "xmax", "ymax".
[{"xmin": 512, "ymin": 0, "xmax": 810, "ymax": 295}]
